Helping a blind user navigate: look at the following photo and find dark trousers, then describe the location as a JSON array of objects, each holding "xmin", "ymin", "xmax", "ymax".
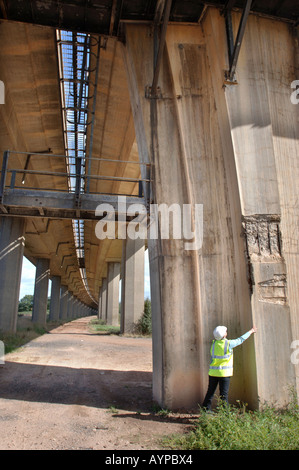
[{"xmin": 202, "ymin": 375, "xmax": 231, "ymax": 410}]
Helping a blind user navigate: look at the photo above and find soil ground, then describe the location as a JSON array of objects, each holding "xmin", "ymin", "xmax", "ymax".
[{"xmin": 0, "ymin": 316, "xmax": 197, "ymax": 450}]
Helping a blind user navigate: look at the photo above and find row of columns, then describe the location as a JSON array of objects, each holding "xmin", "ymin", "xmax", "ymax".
[
  {"xmin": 0, "ymin": 216, "xmax": 96, "ymax": 333},
  {"xmin": 98, "ymin": 238, "xmax": 145, "ymax": 334},
  {"xmin": 49, "ymin": 278, "xmax": 97, "ymax": 323}
]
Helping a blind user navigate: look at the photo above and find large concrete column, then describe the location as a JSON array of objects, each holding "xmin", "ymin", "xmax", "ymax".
[
  {"xmin": 123, "ymin": 21, "xmax": 254, "ymax": 410},
  {"xmin": 67, "ymin": 291, "xmax": 73, "ymax": 319},
  {"xmin": 101, "ymin": 277, "xmax": 108, "ymax": 323},
  {"xmin": 97, "ymin": 287, "xmax": 102, "ymax": 320},
  {"xmin": 120, "ymin": 238, "xmax": 145, "ymax": 333},
  {"xmin": 32, "ymin": 258, "xmax": 50, "ymax": 326},
  {"xmin": 59, "ymin": 285, "xmax": 68, "ymax": 320},
  {"xmin": 202, "ymin": 9, "xmax": 298, "ymax": 406},
  {"xmin": 49, "ymin": 276, "xmax": 61, "ymax": 322},
  {"xmin": 0, "ymin": 217, "xmax": 25, "ymax": 333},
  {"xmin": 72, "ymin": 297, "xmax": 78, "ymax": 318},
  {"xmin": 106, "ymin": 262, "xmax": 120, "ymax": 326},
  {"xmin": 123, "ymin": 10, "xmax": 298, "ymax": 410}
]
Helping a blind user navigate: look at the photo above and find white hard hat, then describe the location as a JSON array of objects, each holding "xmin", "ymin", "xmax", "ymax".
[{"xmin": 213, "ymin": 326, "xmax": 227, "ymax": 340}]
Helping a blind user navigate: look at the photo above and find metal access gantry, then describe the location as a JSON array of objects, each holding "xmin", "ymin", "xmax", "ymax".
[
  {"xmin": 0, "ymin": 23, "xmax": 150, "ymax": 218},
  {"xmin": 0, "ymin": 149, "xmax": 149, "ymax": 219}
]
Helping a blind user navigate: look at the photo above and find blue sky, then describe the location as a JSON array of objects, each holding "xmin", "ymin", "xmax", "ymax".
[{"xmin": 19, "ymin": 249, "xmax": 151, "ymax": 300}]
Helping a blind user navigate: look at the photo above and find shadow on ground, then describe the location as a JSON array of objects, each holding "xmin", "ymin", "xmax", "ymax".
[{"xmin": 0, "ymin": 361, "xmax": 153, "ymax": 412}]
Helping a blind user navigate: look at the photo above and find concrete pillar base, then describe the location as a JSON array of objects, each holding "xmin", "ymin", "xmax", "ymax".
[
  {"xmin": 59, "ymin": 285, "xmax": 68, "ymax": 320},
  {"xmin": 0, "ymin": 217, "xmax": 25, "ymax": 333},
  {"xmin": 120, "ymin": 238, "xmax": 145, "ymax": 334},
  {"xmin": 49, "ymin": 276, "xmax": 61, "ymax": 322},
  {"xmin": 32, "ymin": 258, "xmax": 50, "ymax": 327},
  {"xmin": 106, "ymin": 262, "xmax": 120, "ymax": 326}
]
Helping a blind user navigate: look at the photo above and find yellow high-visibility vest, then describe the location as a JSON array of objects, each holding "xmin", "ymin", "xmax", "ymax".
[{"xmin": 209, "ymin": 339, "xmax": 233, "ymax": 377}]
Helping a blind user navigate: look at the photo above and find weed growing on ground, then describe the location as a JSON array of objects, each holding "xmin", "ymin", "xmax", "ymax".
[
  {"xmin": 0, "ymin": 315, "xmax": 66, "ymax": 354},
  {"xmin": 89, "ymin": 319, "xmax": 120, "ymax": 335},
  {"xmin": 164, "ymin": 400, "xmax": 299, "ymax": 450}
]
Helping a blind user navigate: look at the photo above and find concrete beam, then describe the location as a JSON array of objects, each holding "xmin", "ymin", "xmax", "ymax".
[
  {"xmin": 1, "ymin": 190, "xmax": 146, "ymax": 220},
  {"xmin": 0, "ymin": 217, "xmax": 25, "ymax": 332}
]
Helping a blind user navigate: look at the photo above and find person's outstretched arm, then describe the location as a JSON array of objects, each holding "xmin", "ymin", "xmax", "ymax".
[{"xmin": 229, "ymin": 326, "xmax": 257, "ymax": 350}]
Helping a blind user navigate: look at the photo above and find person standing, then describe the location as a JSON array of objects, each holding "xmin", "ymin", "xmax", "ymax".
[{"xmin": 202, "ymin": 325, "xmax": 257, "ymax": 411}]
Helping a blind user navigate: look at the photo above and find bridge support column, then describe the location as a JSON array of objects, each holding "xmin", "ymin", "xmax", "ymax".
[
  {"xmin": 59, "ymin": 285, "xmax": 68, "ymax": 320},
  {"xmin": 75, "ymin": 298, "xmax": 80, "ymax": 318},
  {"xmin": 49, "ymin": 276, "xmax": 61, "ymax": 322},
  {"xmin": 124, "ymin": 20, "xmax": 255, "ymax": 410},
  {"xmin": 106, "ymin": 262, "xmax": 120, "ymax": 326},
  {"xmin": 67, "ymin": 291, "xmax": 73, "ymax": 319},
  {"xmin": 101, "ymin": 278, "xmax": 108, "ymax": 323},
  {"xmin": 124, "ymin": 9, "xmax": 298, "ymax": 409},
  {"xmin": 97, "ymin": 288, "xmax": 102, "ymax": 320},
  {"xmin": 120, "ymin": 238, "xmax": 145, "ymax": 334},
  {"xmin": 0, "ymin": 217, "xmax": 25, "ymax": 333},
  {"xmin": 203, "ymin": 9, "xmax": 298, "ymax": 407},
  {"xmin": 72, "ymin": 297, "xmax": 77, "ymax": 318},
  {"xmin": 32, "ymin": 258, "xmax": 50, "ymax": 326}
]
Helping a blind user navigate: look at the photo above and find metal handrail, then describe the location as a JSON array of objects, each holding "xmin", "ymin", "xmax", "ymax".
[
  {"xmin": 0, "ymin": 150, "xmax": 151, "ymax": 201},
  {"xmin": 4, "ymin": 149, "xmax": 149, "ymax": 165},
  {"xmin": 7, "ymin": 168, "xmax": 150, "ymax": 183}
]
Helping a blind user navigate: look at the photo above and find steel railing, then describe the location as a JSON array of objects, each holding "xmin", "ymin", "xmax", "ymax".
[{"xmin": 0, "ymin": 150, "xmax": 151, "ymax": 206}]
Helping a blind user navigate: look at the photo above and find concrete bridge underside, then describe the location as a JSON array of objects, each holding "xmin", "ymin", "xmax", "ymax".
[{"xmin": 0, "ymin": 1, "xmax": 299, "ymax": 410}]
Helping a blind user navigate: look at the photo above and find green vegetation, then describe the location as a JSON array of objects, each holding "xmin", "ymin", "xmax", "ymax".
[
  {"xmin": 90, "ymin": 299, "xmax": 152, "ymax": 336},
  {"xmin": 133, "ymin": 298, "xmax": 152, "ymax": 335},
  {"xmin": 89, "ymin": 318, "xmax": 120, "ymax": 335},
  {"xmin": 18, "ymin": 295, "xmax": 50, "ymax": 313},
  {"xmin": 164, "ymin": 399, "xmax": 299, "ymax": 450},
  {"xmin": 0, "ymin": 312, "xmax": 70, "ymax": 354},
  {"xmin": 18, "ymin": 294, "xmax": 34, "ymax": 312},
  {"xmin": 0, "ymin": 315, "xmax": 52, "ymax": 354}
]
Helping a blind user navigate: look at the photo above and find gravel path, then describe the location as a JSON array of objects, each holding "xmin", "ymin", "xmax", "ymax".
[{"xmin": 0, "ymin": 317, "xmax": 195, "ymax": 450}]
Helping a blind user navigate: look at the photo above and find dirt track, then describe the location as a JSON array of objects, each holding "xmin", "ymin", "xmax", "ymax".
[{"xmin": 0, "ymin": 317, "xmax": 195, "ymax": 450}]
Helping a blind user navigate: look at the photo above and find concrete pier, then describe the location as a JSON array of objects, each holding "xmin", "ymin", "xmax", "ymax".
[
  {"xmin": 67, "ymin": 291, "xmax": 73, "ymax": 319},
  {"xmin": 120, "ymin": 239, "xmax": 145, "ymax": 334},
  {"xmin": 97, "ymin": 287, "xmax": 102, "ymax": 320},
  {"xmin": 49, "ymin": 276, "xmax": 61, "ymax": 322},
  {"xmin": 32, "ymin": 258, "xmax": 50, "ymax": 326},
  {"xmin": 59, "ymin": 285, "xmax": 68, "ymax": 320},
  {"xmin": 101, "ymin": 278, "xmax": 108, "ymax": 323},
  {"xmin": 123, "ymin": 9, "xmax": 298, "ymax": 409},
  {"xmin": 106, "ymin": 262, "xmax": 120, "ymax": 326},
  {"xmin": 0, "ymin": 217, "xmax": 25, "ymax": 333}
]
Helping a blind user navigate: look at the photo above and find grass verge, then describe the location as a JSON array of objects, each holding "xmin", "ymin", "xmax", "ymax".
[
  {"xmin": 163, "ymin": 399, "xmax": 299, "ymax": 450},
  {"xmin": 89, "ymin": 318, "xmax": 120, "ymax": 335},
  {"xmin": 0, "ymin": 314, "xmax": 65, "ymax": 354}
]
